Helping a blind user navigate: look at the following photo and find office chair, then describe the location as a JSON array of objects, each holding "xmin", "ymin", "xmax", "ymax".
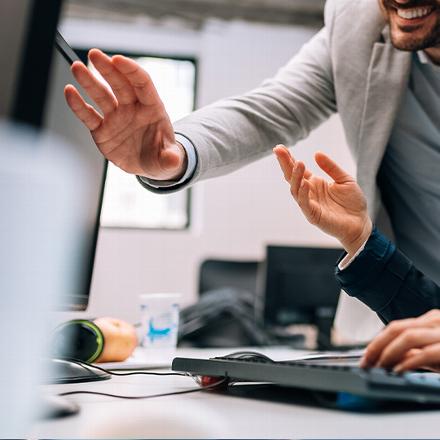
[
  {"xmin": 179, "ymin": 259, "xmax": 266, "ymax": 347},
  {"xmin": 198, "ymin": 259, "xmax": 260, "ymax": 295}
]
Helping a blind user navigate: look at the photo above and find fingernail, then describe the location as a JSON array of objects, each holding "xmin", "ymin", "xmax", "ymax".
[{"xmin": 394, "ymin": 364, "xmax": 404, "ymax": 374}]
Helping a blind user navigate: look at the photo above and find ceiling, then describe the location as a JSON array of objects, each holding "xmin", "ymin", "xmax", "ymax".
[{"xmin": 65, "ymin": 0, "xmax": 325, "ymax": 29}]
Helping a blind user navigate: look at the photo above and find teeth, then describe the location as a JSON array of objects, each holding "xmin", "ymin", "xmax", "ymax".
[{"xmin": 397, "ymin": 6, "xmax": 433, "ymax": 19}]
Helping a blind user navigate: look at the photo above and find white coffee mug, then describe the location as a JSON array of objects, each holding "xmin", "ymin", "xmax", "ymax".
[{"xmin": 139, "ymin": 293, "xmax": 181, "ymax": 352}]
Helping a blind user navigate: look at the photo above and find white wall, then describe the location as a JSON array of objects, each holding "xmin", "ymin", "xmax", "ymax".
[{"xmin": 60, "ymin": 16, "xmax": 355, "ymax": 324}]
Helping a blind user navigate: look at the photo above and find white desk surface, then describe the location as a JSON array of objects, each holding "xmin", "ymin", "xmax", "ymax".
[{"xmin": 31, "ymin": 347, "xmax": 440, "ymax": 439}]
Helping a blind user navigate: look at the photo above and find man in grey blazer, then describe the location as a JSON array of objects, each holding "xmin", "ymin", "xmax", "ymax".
[{"xmin": 65, "ymin": 0, "xmax": 440, "ymax": 341}]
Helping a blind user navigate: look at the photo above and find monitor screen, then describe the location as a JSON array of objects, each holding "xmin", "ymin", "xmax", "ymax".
[
  {"xmin": 43, "ymin": 32, "xmax": 107, "ymax": 311},
  {"xmin": 263, "ymin": 245, "xmax": 343, "ymax": 327},
  {"xmin": 0, "ymin": 1, "xmax": 62, "ymax": 125}
]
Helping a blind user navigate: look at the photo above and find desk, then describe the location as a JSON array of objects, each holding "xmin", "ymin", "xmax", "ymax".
[{"xmin": 32, "ymin": 348, "xmax": 440, "ymax": 439}]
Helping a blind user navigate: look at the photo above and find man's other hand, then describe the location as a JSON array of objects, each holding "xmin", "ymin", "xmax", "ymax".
[
  {"xmin": 64, "ymin": 49, "xmax": 187, "ymax": 181},
  {"xmin": 273, "ymin": 145, "xmax": 372, "ymax": 256},
  {"xmin": 361, "ymin": 310, "xmax": 440, "ymax": 373}
]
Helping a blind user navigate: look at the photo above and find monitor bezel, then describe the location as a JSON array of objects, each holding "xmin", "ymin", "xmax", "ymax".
[{"xmin": 53, "ymin": 31, "xmax": 108, "ymax": 311}]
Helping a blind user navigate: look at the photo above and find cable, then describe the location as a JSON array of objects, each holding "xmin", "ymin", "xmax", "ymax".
[
  {"xmin": 57, "ymin": 357, "xmax": 229, "ymax": 400},
  {"xmin": 63, "ymin": 357, "xmax": 187, "ymax": 377},
  {"xmin": 58, "ymin": 378, "xmax": 229, "ymax": 400}
]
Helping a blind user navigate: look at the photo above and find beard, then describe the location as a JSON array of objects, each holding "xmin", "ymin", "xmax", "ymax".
[{"xmin": 381, "ymin": 0, "xmax": 440, "ymax": 51}]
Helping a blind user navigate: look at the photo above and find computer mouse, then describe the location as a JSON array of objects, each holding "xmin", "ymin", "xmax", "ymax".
[
  {"xmin": 220, "ymin": 350, "xmax": 275, "ymax": 363},
  {"xmin": 38, "ymin": 394, "xmax": 80, "ymax": 419}
]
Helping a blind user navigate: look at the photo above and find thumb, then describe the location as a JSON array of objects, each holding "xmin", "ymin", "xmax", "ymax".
[
  {"xmin": 315, "ymin": 152, "xmax": 354, "ymax": 184},
  {"xmin": 160, "ymin": 143, "xmax": 186, "ymax": 170}
]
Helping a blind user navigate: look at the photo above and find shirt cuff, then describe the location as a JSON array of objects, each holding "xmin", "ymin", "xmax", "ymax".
[
  {"xmin": 137, "ymin": 133, "xmax": 197, "ymax": 189},
  {"xmin": 334, "ymin": 227, "xmax": 409, "ymax": 315},
  {"xmin": 335, "ymin": 227, "xmax": 395, "ymax": 290},
  {"xmin": 338, "ymin": 238, "xmax": 370, "ymax": 271}
]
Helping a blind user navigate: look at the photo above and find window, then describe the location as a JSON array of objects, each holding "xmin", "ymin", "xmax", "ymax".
[{"xmin": 76, "ymin": 49, "xmax": 197, "ymax": 229}]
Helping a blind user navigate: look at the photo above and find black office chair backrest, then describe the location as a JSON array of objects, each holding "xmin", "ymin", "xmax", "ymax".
[
  {"xmin": 178, "ymin": 259, "xmax": 266, "ymax": 348},
  {"xmin": 198, "ymin": 259, "xmax": 260, "ymax": 295}
]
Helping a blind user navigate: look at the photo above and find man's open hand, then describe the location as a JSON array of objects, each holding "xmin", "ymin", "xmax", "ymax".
[
  {"xmin": 273, "ymin": 145, "xmax": 372, "ymax": 255},
  {"xmin": 64, "ymin": 49, "xmax": 186, "ymax": 180}
]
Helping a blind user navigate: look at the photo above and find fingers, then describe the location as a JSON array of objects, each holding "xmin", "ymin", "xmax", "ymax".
[
  {"xmin": 394, "ymin": 342, "xmax": 440, "ymax": 373},
  {"xmin": 290, "ymin": 160, "xmax": 305, "ymax": 199},
  {"xmin": 418, "ymin": 309, "xmax": 440, "ymax": 324},
  {"xmin": 89, "ymin": 49, "xmax": 137, "ymax": 105},
  {"xmin": 273, "ymin": 145, "xmax": 312, "ymax": 182},
  {"xmin": 362, "ymin": 311, "xmax": 440, "ymax": 368},
  {"xmin": 297, "ymin": 179, "xmax": 319, "ymax": 224},
  {"xmin": 376, "ymin": 327, "xmax": 440, "ymax": 369},
  {"xmin": 315, "ymin": 151, "xmax": 353, "ymax": 184},
  {"xmin": 361, "ymin": 311, "xmax": 440, "ymax": 370},
  {"xmin": 273, "ymin": 146, "xmax": 318, "ymax": 223},
  {"xmin": 71, "ymin": 61, "xmax": 118, "ymax": 115},
  {"xmin": 64, "ymin": 85, "xmax": 103, "ymax": 131},
  {"xmin": 273, "ymin": 145, "xmax": 294, "ymax": 182},
  {"xmin": 361, "ymin": 318, "xmax": 417, "ymax": 368},
  {"xmin": 112, "ymin": 55, "xmax": 161, "ymax": 106}
]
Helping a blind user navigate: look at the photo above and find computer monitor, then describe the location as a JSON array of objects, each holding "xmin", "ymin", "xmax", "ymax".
[
  {"xmin": 43, "ymin": 32, "xmax": 107, "ymax": 311},
  {"xmin": 1, "ymin": 1, "xmax": 110, "ymax": 393},
  {"xmin": 38, "ymin": 32, "xmax": 110, "ymax": 384},
  {"xmin": 0, "ymin": 2, "xmax": 104, "ymax": 312},
  {"xmin": 262, "ymin": 245, "xmax": 343, "ymax": 349},
  {"xmin": 0, "ymin": 0, "xmax": 62, "ymax": 126}
]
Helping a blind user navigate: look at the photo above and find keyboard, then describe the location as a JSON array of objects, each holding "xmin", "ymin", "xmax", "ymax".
[{"xmin": 172, "ymin": 354, "xmax": 440, "ymax": 405}]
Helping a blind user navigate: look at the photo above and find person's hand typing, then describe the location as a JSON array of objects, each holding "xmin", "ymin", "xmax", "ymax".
[
  {"xmin": 273, "ymin": 145, "xmax": 372, "ymax": 256},
  {"xmin": 64, "ymin": 49, "xmax": 187, "ymax": 180},
  {"xmin": 361, "ymin": 310, "xmax": 440, "ymax": 373}
]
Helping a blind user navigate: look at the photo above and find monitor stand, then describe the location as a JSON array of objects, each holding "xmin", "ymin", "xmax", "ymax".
[{"xmin": 46, "ymin": 358, "xmax": 111, "ymax": 384}]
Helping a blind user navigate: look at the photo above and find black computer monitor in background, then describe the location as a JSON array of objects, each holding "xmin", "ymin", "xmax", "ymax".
[
  {"xmin": 262, "ymin": 245, "xmax": 343, "ymax": 349},
  {"xmin": 0, "ymin": 0, "xmax": 63, "ymax": 127}
]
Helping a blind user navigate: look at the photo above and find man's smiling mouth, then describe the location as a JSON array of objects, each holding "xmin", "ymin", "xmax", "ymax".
[{"xmin": 395, "ymin": 6, "xmax": 434, "ymax": 19}]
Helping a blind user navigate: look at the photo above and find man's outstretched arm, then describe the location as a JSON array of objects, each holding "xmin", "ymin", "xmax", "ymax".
[{"xmin": 65, "ymin": 21, "xmax": 337, "ymax": 192}]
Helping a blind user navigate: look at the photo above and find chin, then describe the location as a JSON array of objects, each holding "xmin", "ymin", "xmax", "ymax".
[
  {"xmin": 391, "ymin": 34, "xmax": 427, "ymax": 51},
  {"xmin": 390, "ymin": 25, "xmax": 437, "ymax": 50}
]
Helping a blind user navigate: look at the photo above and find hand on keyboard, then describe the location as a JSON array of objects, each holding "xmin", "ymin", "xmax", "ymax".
[{"xmin": 361, "ymin": 310, "xmax": 440, "ymax": 373}]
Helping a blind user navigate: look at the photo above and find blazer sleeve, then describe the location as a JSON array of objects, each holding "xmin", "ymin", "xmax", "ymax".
[
  {"xmin": 335, "ymin": 228, "xmax": 440, "ymax": 324},
  {"xmin": 170, "ymin": 3, "xmax": 338, "ymax": 190}
]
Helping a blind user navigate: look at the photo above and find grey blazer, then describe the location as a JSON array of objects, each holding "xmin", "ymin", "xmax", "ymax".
[{"xmin": 173, "ymin": 0, "xmax": 413, "ymax": 340}]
